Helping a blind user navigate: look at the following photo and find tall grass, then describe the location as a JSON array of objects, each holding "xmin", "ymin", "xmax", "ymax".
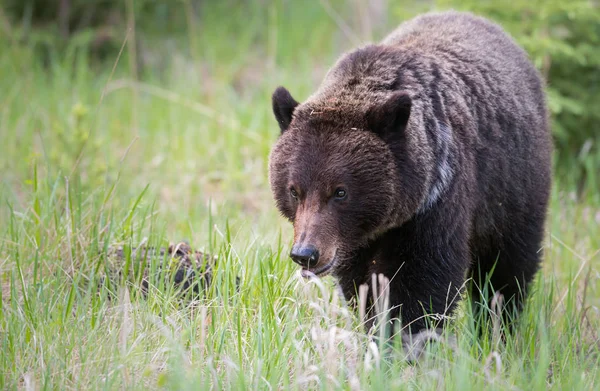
[{"xmin": 0, "ymin": 1, "xmax": 598, "ymax": 389}]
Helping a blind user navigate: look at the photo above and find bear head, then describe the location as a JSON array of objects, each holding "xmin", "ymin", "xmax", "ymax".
[{"xmin": 269, "ymin": 85, "xmax": 428, "ymax": 278}]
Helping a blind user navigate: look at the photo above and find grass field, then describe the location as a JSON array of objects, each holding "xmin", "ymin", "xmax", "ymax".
[{"xmin": 1, "ymin": 2, "xmax": 599, "ymax": 390}]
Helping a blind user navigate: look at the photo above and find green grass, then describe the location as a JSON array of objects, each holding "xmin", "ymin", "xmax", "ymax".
[{"xmin": 1, "ymin": 1, "xmax": 599, "ymax": 390}]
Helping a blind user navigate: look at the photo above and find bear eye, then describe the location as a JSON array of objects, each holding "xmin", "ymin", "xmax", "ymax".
[
  {"xmin": 334, "ymin": 188, "xmax": 347, "ymax": 200},
  {"xmin": 290, "ymin": 188, "xmax": 298, "ymax": 199}
]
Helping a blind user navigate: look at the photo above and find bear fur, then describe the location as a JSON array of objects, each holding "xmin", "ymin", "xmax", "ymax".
[{"xmin": 269, "ymin": 11, "xmax": 552, "ymax": 333}]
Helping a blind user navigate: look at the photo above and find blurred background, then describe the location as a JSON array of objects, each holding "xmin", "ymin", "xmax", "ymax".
[{"xmin": 1, "ymin": 0, "xmax": 598, "ymax": 241}]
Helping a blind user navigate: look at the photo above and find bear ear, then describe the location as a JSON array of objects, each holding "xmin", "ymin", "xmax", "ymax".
[
  {"xmin": 366, "ymin": 91, "xmax": 412, "ymax": 135},
  {"xmin": 272, "ymin": 86, "xmax": 300, "ymax": 133}
]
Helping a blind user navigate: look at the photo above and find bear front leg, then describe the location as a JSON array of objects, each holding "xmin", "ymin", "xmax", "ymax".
[{"xmin": 364, "ymin": 225, "xmax": 471, "ymax": 337}]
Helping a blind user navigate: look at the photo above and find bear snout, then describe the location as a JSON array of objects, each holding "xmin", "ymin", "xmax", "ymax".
[{"xmin": 290, "ymin": 244, "xmax": 319, "ymax": 268}]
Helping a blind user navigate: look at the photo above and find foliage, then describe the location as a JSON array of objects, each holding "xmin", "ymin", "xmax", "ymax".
[{"xmin": 4, "ymin": 0, "xmax": 600, "ymax": 195}]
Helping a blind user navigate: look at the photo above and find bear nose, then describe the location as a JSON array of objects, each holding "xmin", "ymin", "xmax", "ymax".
[{"xmin": 290, "ymin": 244, "xmax": 319, "ymax": 268}]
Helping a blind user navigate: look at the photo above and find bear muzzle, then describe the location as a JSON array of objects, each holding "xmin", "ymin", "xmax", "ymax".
[
  {"xmin": 290, "ymin": 243, "xmax": 336, "ymax": 278},
  {"xmin": 291, "ymin": 204, "xmax": 338, "ymax": 277},
  {"xmin": 290, "ymin": 244, "xmax": 319, "ymax": 268}
]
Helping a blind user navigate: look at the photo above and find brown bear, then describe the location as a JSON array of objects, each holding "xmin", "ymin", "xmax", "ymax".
[{"xmin": 268, "ymin": 11, "xmax": 552, "ymax": 333}]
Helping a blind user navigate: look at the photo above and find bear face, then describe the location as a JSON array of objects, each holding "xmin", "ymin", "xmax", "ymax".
[{"xmin": 269, "ymin": 87, "xmax": 425, "ymax": 277}]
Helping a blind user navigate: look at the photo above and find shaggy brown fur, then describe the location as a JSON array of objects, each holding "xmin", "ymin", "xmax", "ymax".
[{"xmin": 269, "ymin": 11, "xmax": 552, "ymax": 333}]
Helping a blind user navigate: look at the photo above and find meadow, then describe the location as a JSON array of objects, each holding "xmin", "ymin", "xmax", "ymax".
[{"xmin": 1, "ymin": 1, "xmax": 599, "ymax": 389}]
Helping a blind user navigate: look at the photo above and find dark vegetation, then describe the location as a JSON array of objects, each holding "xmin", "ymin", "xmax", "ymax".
[{"xmin": 3, "ymin": 0, "xmax": 599, "ymax": 197}]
